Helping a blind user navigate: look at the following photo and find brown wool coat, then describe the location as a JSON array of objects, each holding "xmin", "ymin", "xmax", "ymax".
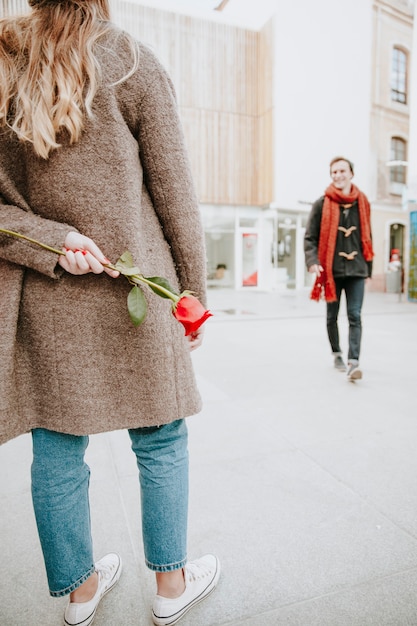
[{"xmin": 0, "ymin": 27, "xmax": 207, "ymax": 445}]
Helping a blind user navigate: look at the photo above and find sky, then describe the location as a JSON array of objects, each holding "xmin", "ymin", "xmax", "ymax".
[{"xmin": 128, "ymin": 0, "xmax": 278, "ymax": 30}]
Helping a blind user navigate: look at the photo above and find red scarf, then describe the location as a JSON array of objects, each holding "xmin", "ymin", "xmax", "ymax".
[{"xmin": 310, "ymin": 183, "xmax": 374, "ymax": 302}]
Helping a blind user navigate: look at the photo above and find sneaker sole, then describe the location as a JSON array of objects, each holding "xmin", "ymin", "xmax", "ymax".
[
  {"xmin": 152, "ymin": 558, "xmax": 221, "ymax": 626},
  {"xmin": 348, "ymin": 370, "xmax": 362, "ymax": 381},
  {"xmin": 64, "ymin": 555, "xmax": 122, "ymax": 626}
]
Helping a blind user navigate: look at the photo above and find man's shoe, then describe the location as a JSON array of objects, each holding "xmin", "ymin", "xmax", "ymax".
[
  {"xmin": 152, "ymin": 554, "xmax": 220, "ymax": 626},
  {"xmin": 347, "ymin": 363, "xmax": 362, "ymax": 381},
  {"xmin": 334, "ymin": 354, "xmax": 347, "ymax": 372},
  {"xmin": 64, "ymin": 553, "xmax": 122, "ymax": 626}
]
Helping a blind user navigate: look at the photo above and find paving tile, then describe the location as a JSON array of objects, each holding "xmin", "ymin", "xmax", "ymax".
[{"xmin": 1, "ymin": 291, "xmax": 416, "ymax": 626}]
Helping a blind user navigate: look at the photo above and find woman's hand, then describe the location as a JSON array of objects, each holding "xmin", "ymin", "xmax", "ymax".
[
  {"xmin": 58, "ymin": 232, "xmax": 119, "ymax": 278},
  {"xmin": 187, "ymin": 326, "xmax": 204, "ymax": 351}
]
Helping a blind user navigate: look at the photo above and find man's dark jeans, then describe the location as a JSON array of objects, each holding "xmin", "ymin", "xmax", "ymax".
[{"xmin": 326, "ymin": 277, "xmax": 365, "ymax": 362}]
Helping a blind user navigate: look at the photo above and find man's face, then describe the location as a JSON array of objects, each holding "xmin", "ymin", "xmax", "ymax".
[{"xmin": 330, "ymin": 160, "xmax": 353, "ymax": 194}]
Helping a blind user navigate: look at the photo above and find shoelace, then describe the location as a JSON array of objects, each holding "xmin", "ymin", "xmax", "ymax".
[
  {"xmin": 185, "ymin": 561, "xmax": 211, "ymax": 583},
  {"xmin": 97, "ymin": 561, "xmax": 117, "ymax": 583}
]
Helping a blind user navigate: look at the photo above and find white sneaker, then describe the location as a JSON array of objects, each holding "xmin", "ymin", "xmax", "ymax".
[
  {"xmin": 334, "ymin": 354, "xmax": 347, "ymax": 372},
  {"xmin": 347, "ymin": 363, "xmax": 362, "ymax": 381},
  {"xmin": 64, "ymin": 553, "xmax": 122, "ymax": 626},
  {"xmin": 152, "ymin": 554, "xmax": 220, "ymax": 626}
]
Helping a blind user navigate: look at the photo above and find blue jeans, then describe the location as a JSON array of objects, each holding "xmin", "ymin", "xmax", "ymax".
[
  {"xmin": 326, "ymin": 277, "xmax": 365, "ymax": 362},
  {"xmin": 31, "ymin": 420, "xmax": 188, "ymax": 597}
]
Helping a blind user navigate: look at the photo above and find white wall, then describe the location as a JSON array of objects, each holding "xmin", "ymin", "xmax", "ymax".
[{"xmin": 271, "ymin": 0, "xmax": 373, "ymax": 208}]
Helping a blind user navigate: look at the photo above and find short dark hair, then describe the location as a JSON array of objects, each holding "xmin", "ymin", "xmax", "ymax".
[{"xmin": 329, "ymin": 156, "xmax": 354, "ymax": 175}]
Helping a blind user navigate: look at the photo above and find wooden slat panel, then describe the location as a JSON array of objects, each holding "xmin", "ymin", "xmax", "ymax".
[
  {"xmin": 110, "ymin": 3, "xmax": 270, "ymax": 205},
  {"xmin": 114, "ymin": 7, "xmax": 259, "ymax": 116},
  {"xmin": 257, "ymin": 19, "xmax": 274, "ymax": 204},
  {"xmin": 0, "ymin": 0, "xmax": 27, "ymax": 16}
]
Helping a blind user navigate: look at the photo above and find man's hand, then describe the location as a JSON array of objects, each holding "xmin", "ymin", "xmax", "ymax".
[{"xmin": 309, "ymin": 264, "xmax": 324, "ymax": 277}]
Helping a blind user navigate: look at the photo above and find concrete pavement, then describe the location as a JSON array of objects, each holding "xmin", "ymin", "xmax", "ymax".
[{"xmin": 1, "ymin": 287, "xmax": 417, "ymax": 626}]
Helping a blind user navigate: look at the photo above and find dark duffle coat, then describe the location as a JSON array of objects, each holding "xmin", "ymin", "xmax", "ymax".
[{"xmin": 0, "ymin": 27, "xmax": 207, "ymax": 445}]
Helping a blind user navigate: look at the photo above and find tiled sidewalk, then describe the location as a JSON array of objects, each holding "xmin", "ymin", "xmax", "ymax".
[{"xmin": 1, "ymin": 289, "xmax": 416, "ymax": 625}]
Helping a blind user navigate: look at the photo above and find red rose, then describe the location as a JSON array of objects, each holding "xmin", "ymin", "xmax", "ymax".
[
  {"xmin": 0, "ymin": 232, "xmax": 213, "ymax": 333},
  {"xmin": 172, "ymin": 295, "xmax": 213, "ymax": 335}
]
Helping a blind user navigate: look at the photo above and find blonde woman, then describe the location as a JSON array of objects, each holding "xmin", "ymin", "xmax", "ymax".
[{"xmin": 0, "ymin": 1, "xmax": 220, "ymax": 625}]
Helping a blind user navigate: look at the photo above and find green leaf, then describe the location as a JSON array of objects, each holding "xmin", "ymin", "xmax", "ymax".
[
  {"xmin": 145, "ymin": 276, "xmax": 179, "ymax": 299},
  {"xmin": 114, "ymin": 251, "xmax": 140, "ymax": 276},
  {"xmin": 117, "ymin": 251, "xmax": 135, "ymax": 267},
  {"xmin": 117, "ymin": 266, "xmax": 141, "ymax": 276},
  {"xmin": 127, "ymin": 286, "xmax": 147, "ymax": 327}
]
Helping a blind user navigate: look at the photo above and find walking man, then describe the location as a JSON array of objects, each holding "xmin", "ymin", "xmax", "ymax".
[{"xmin": 304, "ymin": 156, "xmax": 374, "ymax": 381}]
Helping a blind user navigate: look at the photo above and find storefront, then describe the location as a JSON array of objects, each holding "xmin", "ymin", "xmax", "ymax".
[
  {"xmin": 202, "ymin": 204, "xmax": 312, "ymax": 291},
  {"xmin": 409, "ymin": 211, "xmax": 417, "ymax": 301}
]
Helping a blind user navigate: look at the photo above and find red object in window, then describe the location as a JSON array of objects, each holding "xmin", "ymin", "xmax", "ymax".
[{"xmin": 243, "ymin": 271, "xmax": 258, "ymax": 286}]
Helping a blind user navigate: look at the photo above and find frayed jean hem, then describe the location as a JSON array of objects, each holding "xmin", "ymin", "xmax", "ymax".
[
  {"xmin": 146, "ymin": 557, "xmax": 187, "ymax": 573},
  {"xmin": 49, "ymin": 564, "xmax": 95, "ymax": 597}
]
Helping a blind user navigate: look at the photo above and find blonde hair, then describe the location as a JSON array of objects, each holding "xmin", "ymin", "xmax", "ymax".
[{"xmin": 0, "ymin": 0, "xmax": 139, "ymax": 159}]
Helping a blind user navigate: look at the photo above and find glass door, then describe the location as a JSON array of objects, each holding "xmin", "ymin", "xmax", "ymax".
[{"xmin": 241, "ymin": 232, "xmax": 259, "ymax": 287}]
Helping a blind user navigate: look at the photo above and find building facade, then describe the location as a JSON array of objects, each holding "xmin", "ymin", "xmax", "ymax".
[
  {"xmin": 1, "ymin": 0, "xmax": 415, "ymax": 293},
  {"xmin": 370, "ymin": 0, "xmax": 415, "ymax": 292}
]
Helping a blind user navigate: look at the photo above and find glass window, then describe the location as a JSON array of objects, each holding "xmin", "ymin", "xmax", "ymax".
[
  {"xmin": 201, "ymin": 205, "xmax": 235, "ymax": 287},
  {"xmin": 238, "ymin": 206, "xmax": 261, "ymax": 229},
  {"xmin": 239, "ymin": 218, "xmax": 257, "ymax": 228},
  {"xmin": 391, "ymin": 47, "xmax": 407, "ymax": 104},
  {"xmin": 390, "ymin": 137, "xmax": 407, "ymax": 184},
  {"xmin": 241, "ymin": 233, "xmax": 258, "ymax": 287},
  {"xmin": 201, "ymin": 205, "xmax": 235, "ymax": 232}
]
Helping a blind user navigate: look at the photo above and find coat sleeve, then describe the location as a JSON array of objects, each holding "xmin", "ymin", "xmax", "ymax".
[
  {"xmin": 0, "ymin": 201, "xmax": 77, "ymax": 279},
  {"xmin": 131, "ymin": 49, "xmax": 207, "ymax": 304},
  {"xmin": 0, "ymin": 138, "xmax": 77, "ymax": 278},
  {"xmin": 304, "ymin": 197, "xmax": 323, "ymax": 269}
]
